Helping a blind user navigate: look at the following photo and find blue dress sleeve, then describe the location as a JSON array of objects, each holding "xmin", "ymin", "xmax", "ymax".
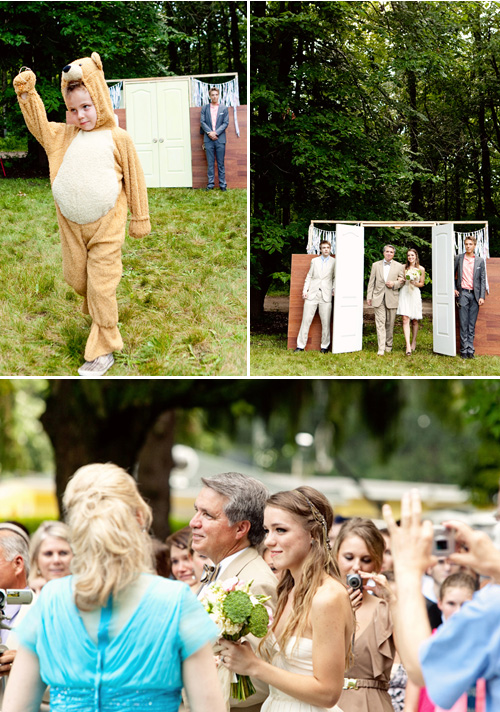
[
  {"xmin": 13, "ymin": 590, "xmax": 44, "ymax": 652},
  {"xmin": 178, "ymin": 585, "xmax": 219, "ymax": 660},
  {"xmin": 419, "ymin": 584, "xmax": 500, "ymax": 708}
]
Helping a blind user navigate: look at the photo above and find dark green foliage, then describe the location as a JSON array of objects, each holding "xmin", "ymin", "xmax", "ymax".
[
  {"xmin": 251, "ymin": 1, "xmax": 500, "ymax": 314},
  {"xmin": 0, "ymin": 1, "xmax": 246, "ymax": 151}
]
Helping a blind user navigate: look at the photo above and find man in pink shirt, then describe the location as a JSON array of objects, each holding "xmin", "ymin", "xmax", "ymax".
[
  {"xmin": 200, "ymin": 87, "xmax": 229, "ymax": 191},
  {"xmin": 454, "ymin": 236, "xmax": 486, "ymax": 359}
]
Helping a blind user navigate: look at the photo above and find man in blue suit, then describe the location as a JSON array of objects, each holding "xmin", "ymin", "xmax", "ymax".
[{"xmin": 200, "ymin": 87, "xmax": 229, "ymax": 191}]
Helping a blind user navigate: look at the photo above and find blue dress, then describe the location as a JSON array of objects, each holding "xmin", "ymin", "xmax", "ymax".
[
  {"xmin": 419, "ymin": 583, "xmax": 500, "ymax": 712},
  {"xmin": 15, "ymin": 574, "xmax": 219, "ymax": 712}
]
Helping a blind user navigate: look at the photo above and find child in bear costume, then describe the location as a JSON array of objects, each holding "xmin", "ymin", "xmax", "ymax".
[{"xmin": 13, "ymin": 52, "xmax": 151, "ymax": 377}]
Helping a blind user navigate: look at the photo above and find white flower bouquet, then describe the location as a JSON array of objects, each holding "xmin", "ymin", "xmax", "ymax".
[
  {"xmin": 201, "ymin": 577, "xmax": 270, "ymax": 701},
  {"xmin": 405, "ymin": 267, "xmax": 420, "ymax": 287}
]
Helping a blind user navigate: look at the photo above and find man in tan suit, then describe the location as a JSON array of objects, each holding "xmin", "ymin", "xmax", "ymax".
[
  {"xmin": 367, "ymin": 244, "xmax": 404, "ymax": 355},
  {"xmin": 295, "ymin": 240, "xmax": 336, "ymax": 353},
  {"xmin": 190, "ymin": 472, "xmax": 278, "ymax": 712}
]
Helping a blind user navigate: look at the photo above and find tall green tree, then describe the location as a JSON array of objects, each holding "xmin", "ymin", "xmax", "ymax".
[{"xmin": 250, "ymin": 1, "xmax": 500, "ymax": 316}]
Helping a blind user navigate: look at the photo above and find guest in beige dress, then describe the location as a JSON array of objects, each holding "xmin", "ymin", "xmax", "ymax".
[{"xmin": 334, "ymin": 518, "xmax": 396, "ymax": 712}]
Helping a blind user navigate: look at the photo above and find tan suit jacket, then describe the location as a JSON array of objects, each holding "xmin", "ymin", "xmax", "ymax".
[
  {"xmin": 303, "ymin": 256, "xmax": 336, "ymax": 303},
  {"xmin": 220, "ymin": 548, "xmax": 278, "ymax": 712},
  {"xmin": 367, "ymin": 259, "xmax": 404, "ymax": 308}
]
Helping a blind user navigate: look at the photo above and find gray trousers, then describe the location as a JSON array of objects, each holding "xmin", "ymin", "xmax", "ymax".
[
  {"xmin": 458, "ymin": 290, "xmax": 480, "ymax": 355},
  {"xmin": 296, "ymin": 297, "xmax": 332, "ymax": 350},
  {"xmin": 374, "ymin": 301, "xmax": 397, "ymax": 352}
]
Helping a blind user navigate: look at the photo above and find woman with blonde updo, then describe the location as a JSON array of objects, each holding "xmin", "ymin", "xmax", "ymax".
[
  {"xmin": 29, "ymin": 521, "xmax": 73, "ymax": 594},
  {"xmin": 3, "ymin": 463, "xmax": 225, "ymax": 712},
  {"xmin": 219, "ymin": 486, "xmax": 354, "ymax": 712}
]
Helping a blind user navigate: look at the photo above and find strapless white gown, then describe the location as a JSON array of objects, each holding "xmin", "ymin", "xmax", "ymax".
[
  {"xmin": 396, "ymin": 276, "xmax": 422, "ymax": 320},
  {"xmin": 261, "ymin": 636, "xmax": 343, "ymax": 712}
]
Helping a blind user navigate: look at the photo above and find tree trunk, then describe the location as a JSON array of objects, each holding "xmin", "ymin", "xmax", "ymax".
[
  {"xmin": 478, "ymin": 98, "xmax": 498, "ymax": 217},
  {"xmin": 407, "ymin": 69, "xmax": 423, "ymax": 216},
  {"xmin": 40, "ymin": 382, "xmax": 171, "ymax": 520},
  {"xmin": 137, "ymin": 410, "xmax": 176, "ymax": 540}
]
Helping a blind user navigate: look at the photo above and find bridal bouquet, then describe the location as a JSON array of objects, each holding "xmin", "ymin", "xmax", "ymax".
[
  {"xmin": 201, "ymin": 577, "xmax": 270, "ymax": 702},
  {"xmin": 405, "ymin": 267, "xmax": 420, "ymax": 287}
]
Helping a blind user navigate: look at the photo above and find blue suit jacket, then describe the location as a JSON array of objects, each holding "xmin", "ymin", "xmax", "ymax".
[{"xmin": 200, "ymin": 103, "xmax": 229, "ymax": 145}]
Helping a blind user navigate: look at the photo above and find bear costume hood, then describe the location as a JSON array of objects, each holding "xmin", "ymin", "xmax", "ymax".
[{"xmin": 61, "ymin": 52, "xmax": 116, "ymax": 130}]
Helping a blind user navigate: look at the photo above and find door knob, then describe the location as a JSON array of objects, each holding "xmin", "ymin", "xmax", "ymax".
[
  {"xmin": 152, "ymin": 138, "xmax": 158, "ymax": 143},
  {"xmin": 159, "ymin": 138, "xmax": 164, "ymax": 143}
]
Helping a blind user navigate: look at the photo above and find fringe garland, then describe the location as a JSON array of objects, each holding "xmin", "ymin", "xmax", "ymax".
[
  {"xmin": 307, "ymin": 225, "xmax": 490, "ymax": 294},
  {"xmin": 108, "ymin": 82, "xmax": 123, "ymax": 110},
  {"xmin": 455, "ymin": 228, "xmax": 490, "ymax": 294},
  {"xmin": 191, "ymin": 77, "xmax": 240, "ymax": 137},
  {"xmin": 306, "ymin": 225, "xmax": 336, "ymax": 254}
]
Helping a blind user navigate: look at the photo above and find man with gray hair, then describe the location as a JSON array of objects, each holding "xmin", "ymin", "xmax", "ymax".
[
  {"xmin": 0, "ymin": 522, "xmax": 35, "ymax": 704},
  {"xmin": 367, "ymin": 244, "xmax": 405, "ymax": 355},
  {"xmin": 190, "ymin": 472, "xmax": 278, "ymax": 712}
]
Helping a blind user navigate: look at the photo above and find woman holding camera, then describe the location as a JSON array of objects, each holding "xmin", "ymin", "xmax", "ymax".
[
  {"xmin": 333, "ymin": 517, "xmax": 397, "ymax": 712},
  {"xmin": 3, "ymin": 463, "xmax": 225, "ymax": 712},
  {"xmin": 219, "ymin": 486, "xmax": 354, "ymax": 712}
]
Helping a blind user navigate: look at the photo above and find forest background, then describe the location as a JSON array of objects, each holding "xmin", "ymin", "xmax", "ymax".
[
  {"xmin": 251, "ymin": 1, "xmax": 500, "ymax": 317},
  {"xmin": 1, "ymin": 378, "xmax": 499, "ymax": 539},
  {"xmin": 0, "ymin": 0, "xmax": 247, "ymax": 160}
]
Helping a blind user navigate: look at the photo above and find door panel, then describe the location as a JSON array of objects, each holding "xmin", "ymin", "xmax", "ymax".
[
  {"xmin": 432, "ymin": 223, "xmax": 456, "ymax": 356},
  {"xmin": 124, "ymin": 84, "xmax": 159, "ymax": 188},
  {"xmin": 332, "ymin": 224, "xmax": 365, "ymax": 353},
  {"xmin": 157, "ymin": 81, "xmax": 192, "ymax": 187},
  {"xmin": 125, "ymin": 80, "xmax": 192, "ymax": 188}
]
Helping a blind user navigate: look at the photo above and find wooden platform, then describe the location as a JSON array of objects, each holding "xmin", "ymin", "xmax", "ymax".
[
  {"xmin": 78, "ymin": 107, "xmax": 247, "ymax": 190},
  {"xmin": 287, "ymin": 254, "xmax": 332, "ymax": 351},
  {"xmin": 456, "ymin": 257, "xmax": 500, "ymax": 355},
  {"xmin": 190, "ymin": 106, "xmax": 247, "ymax": 189}
]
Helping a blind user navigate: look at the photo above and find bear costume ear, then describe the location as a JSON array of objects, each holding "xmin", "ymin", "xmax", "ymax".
[{"xmin": 91, "ymin": 52, "xmax": 103, "ymax": 70}]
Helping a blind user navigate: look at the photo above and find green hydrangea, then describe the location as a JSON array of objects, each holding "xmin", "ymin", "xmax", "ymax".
[
  {"xmin": 222, "ymin": 590, "xmax": 253, "ymax": 624},
  {"xmin": 248, "ymin": 603, "xmax": 269, "ymax": 638}
]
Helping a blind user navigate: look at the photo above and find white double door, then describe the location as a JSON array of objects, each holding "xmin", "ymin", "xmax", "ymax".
[
  {"xmin": 432, "ymin": 223, "xmax": 456, "ymax": 356},
  {"xmin": 331, "ymin": 224, "xmax": 364, "ymax": 353},
  {"xmin": 125, "ymin": 80, "xmax": 192, "ymax": 188}
]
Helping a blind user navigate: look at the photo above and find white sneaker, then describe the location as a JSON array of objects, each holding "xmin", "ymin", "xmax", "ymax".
[{"xmin": 78, "ymin": 353, "xmax": 114, "ymax": 377}]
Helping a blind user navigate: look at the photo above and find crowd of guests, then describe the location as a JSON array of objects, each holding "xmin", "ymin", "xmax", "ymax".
[{"xmin": 0, "ymin": 468, "xmax": 499, "ymax": 712}]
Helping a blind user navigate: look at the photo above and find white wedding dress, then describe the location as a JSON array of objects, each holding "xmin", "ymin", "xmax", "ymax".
[
  {"xmin": 261, "ymin": 636, "xmax": 343, "ymax": 712},
  {"xmin": 396, "ymin": 269, "xmax": 423, "ymax": 320}
]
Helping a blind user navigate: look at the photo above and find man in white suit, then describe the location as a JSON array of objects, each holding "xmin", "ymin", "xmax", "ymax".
[
  {"xmin": 367, "ymin": 244, "xmax": 405, "ymax": 355},
  {"xmin": 294, "ymin": 240, "xmax": 336, "ymax": 353},
  {"xmin": 190, "ymin": 472, "xmax": 278, "ymax": 712}
]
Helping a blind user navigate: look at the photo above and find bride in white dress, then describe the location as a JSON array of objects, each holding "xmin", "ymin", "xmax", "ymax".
[
  {"xmin": 219, "ymin": 486, "xmax": 353, "ymax": 712},
  {"xmin": 396, "ymin": 248, "xmax": 425, "ymax": 355}
]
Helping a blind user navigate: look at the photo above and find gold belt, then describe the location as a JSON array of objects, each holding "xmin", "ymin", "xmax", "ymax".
[{"xmin": 343, "ymin": 678, "xmax": 389, "ymax": 691}]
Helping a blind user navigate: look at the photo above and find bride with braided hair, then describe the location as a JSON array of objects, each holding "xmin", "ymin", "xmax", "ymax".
[{"xmin": 219, "ymin": 486, "xmax": 354, "ymax": 712}]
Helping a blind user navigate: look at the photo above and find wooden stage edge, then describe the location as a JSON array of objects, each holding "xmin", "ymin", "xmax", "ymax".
[{"xmin": 287, "ymin": 255, "xmax": 500, "ymax": 356}]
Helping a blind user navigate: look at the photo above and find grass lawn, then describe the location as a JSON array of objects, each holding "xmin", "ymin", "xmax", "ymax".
[
  {"xmin": 250, "ymin": 315, "xmax": 500, "ymax": 376},
  {"xmin": 0, "ymin": 179, "xmax": 246, "ymax": 376}
]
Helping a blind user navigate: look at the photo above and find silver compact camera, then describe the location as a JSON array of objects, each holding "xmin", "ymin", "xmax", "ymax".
[
  {"xmin": 0, "ymin": 589, "xmax": 33, "ymax": 632},
  {"xmin": 432, "ymin": 526, "xmax": 455, "ymax": 557},
  {"xmin": 346, "ymin": 573, "xmax": 363, "ymax": 590},
  {"xmin": 0, "ymin": 589, "xmax": 33, "ymax": 609}
]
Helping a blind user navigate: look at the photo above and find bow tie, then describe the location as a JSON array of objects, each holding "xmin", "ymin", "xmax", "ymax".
[
  {"xmin": 200, "ymin": 563, "xmax": 221, "ymax": 585},
  {"xmin": 384, "ymin": 261, "xmax": 392, "ymax": 266}
]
